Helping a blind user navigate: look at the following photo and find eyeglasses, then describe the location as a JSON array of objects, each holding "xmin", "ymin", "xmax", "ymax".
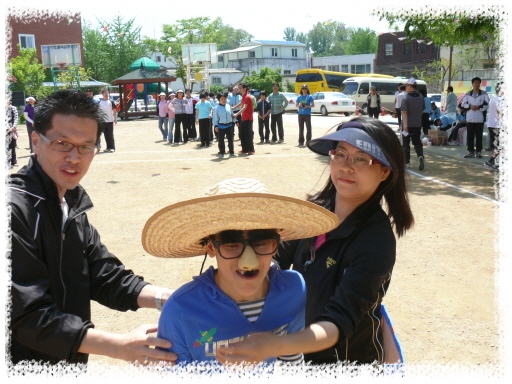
[
  {"xmin": 212, "ymin": 234, "xmax": 280, "ymax": 259},
  {"xmin": 38, "ymin": 133, "xmax": 99, "ymax": 156},
  {"xmin": 328, "ymin": 149, "xmax": 381, "ymax": 167}
]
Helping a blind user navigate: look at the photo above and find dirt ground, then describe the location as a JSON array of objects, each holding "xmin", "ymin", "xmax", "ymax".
[{"xmin": 10, "ymin": 112, "xmax": 501, "ymax": 373}]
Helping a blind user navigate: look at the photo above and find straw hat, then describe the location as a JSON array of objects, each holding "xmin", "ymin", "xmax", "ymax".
[{"xmin": 142, "ymin": 178, "xmax": 339, "ymax": 258}]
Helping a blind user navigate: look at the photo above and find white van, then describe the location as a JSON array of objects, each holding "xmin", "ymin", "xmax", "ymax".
[{"xmin": 341, "ymin": 77, "xmax": 427, "ymax": 114}]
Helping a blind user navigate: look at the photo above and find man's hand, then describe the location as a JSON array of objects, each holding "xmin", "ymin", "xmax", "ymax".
[{"xmin": 78, "ymin": 325, "xmax": 177, "ymax": 365}]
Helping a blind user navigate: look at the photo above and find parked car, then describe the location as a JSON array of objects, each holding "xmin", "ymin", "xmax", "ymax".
[
  {"xmin": 428, "ymin": 93, "xmax": 442, "ymax": 110},
  {"xmin": 310, "ymin": 92, "xmax": 356, "ymax": 116},
  {"xmin": 249, "ymin": 89, "xmax": 261, "ymax": 101},
  {"xmin": 282, "ymin": 92, "xmax": 299, "ymax": 112}
]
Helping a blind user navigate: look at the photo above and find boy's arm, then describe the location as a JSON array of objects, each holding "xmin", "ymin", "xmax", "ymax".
[{"xmin": 157, "ymin": 298, "xmax": 193, "ymax": 364}]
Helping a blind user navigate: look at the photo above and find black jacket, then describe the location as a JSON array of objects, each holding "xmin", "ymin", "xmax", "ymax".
[
  {"xmin": 366, "ymin": 93, "xmax": 381, "ymax": 110},
  {"xmin": 274, "ymin": 201, "xmax": 395, "ymax": 365},
  {"xmin": 8, "ymin": 156, "xmax": 149, "ymax": 365}
]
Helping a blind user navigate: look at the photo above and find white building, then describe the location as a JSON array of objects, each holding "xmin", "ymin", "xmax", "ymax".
[
  {"xmin": 149, "ymin": 52, "xmax": 177, "ymax": 69},
  {"xmin": 211, "ymin": 40, "xmax": 307, "ymax": 75},
  {"xmin": 311, "ymin": 54, "xmax": 376, "ymax": 74}
]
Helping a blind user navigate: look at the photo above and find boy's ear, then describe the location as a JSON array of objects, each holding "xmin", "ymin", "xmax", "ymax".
[{"xmin": 206, "ymin": 241, "xmax": 217, "ymax": 258}]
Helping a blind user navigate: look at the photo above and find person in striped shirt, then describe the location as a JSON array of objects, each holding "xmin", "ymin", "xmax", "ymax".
[{"xmin": 145, "ymin": 178, "xmax": 339, "ymax": 369}]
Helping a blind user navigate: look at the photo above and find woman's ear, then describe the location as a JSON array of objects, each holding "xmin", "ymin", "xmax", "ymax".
[
  {"xmin": 380, "ymin": 166, "xmax": 391, "ymax": 182},
  {"xmin": 206, "ymin": 240, "xmax": 217, "ymax": 258}
]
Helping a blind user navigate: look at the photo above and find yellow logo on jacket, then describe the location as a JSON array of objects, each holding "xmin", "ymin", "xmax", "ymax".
[{"xmin": 326, "ymin": 257, "xmax": 336, "ymax": 268}]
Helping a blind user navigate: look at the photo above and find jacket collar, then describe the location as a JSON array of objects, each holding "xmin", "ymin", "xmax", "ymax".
[{"xmin": 326, "ymin": 200, "xmax": 383, "ymax": 240}]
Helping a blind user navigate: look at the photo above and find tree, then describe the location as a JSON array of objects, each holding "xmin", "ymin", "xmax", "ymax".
[
  {"xmin": 174, "ymin": 56, "xmax": 187, "ymax": 89},
  {"xmin": 375, "ymin": 7, "xmax": 501, "ymax": 85},
  {"xmin": 56, "ymin": 66, "xmax": 95, "ymax": 90},
  {"xmin": 453, "ymin": 42, "xmax": 482, "ymax": 70},
  {"xmin": 296, "ymin": 31, "xmax": 309, "ymax": 48},
  {"xmin": 209, "ymin": 84, "xmax": 225, "ymax": 94},
  {"xmin": 285, "ymin": 79, "xmax": 295, "ymax": 92},
  {"xmin": 83, "ymin": 15, "xmax": 147, "ymax": 82},
  {"xmin": 412, "ymin": 60, "xmax": 461, "ymax": 93},
  {"xmin": 9, "ymin": 45, "xmax": 50, "ymax": 99},
  {"xmin": 345, "ymin": 28, "xmax": 378, "ymax": 55},
  {"xmin": 242, "ymin": 67, "xmax": 283, "ymax": 96},
  {"xmin": 284, "ymin": 27, "xmax": 296, "ymax": 41},
  {"xmin": 217, "ymin": 25, "xmax": 254, "ymax": 50},
  {"xmin": 308, "ymin": 21, "xmax": 350, "ymax": 57}
]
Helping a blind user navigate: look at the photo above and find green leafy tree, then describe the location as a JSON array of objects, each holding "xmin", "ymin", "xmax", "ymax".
[
  {"xmin": 284, "ymin": 27, "xmax": 297, "ymax": 41},
  {"xmin": 296, "ymin": 31, "xmax": 310, "ymax": 48},
  {"xmin": 345, "ymin": 28, "xmax": 378, "ymax": 55},
  {"xmin": 9, "ymin": 45, "xmax": 50, "ymax": 99},
  {"xmin": 209, "ymin": 84, "xmax": 225, "ymax": 94},
  {"xmin": 412, "ymin": 60, "xmax": 461, "ymax": 93},
  {"xmin": 375, "ymin": 6, "xmax": 501, "ymax": 85},
  {"xmin": 174, "ymin": 56, "xmax": 187, "ymax": 89},
  {"xmin": 56, "ymin": 66, "xmax": 95, "ymax": 90},
  {"xmin": 308, "ymin": 21, "xmax": 350, "ymax": 57},
  {"xmin": 242, "ymin": 67, "xmax": 283, "ymax": 96},
  {"xmin": 83, "ymin": 16, "xmax": 147, "ymax": 82},
  {"xmin": 285, "ymin": 79, "xmax": 296, "ymax": 92},
  {"xmin": 218, "ymin": 25, "xmax": 254, "ymax": 50}
]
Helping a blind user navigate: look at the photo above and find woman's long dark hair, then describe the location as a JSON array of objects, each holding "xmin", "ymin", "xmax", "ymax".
[{"xmin": 307, "ymin": 116, "xmax": 414, "ymax": 238}]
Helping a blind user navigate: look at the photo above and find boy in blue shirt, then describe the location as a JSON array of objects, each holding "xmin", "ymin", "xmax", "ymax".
[
  {"xmin": 256, "ymin": 91, "xmax": 271, "ymax": 144},
  {"xmin": 195, "ymin": 91, "xmax": 213, "ymax": 147},
  {"xmin": 142, "ymin": 178, "xmax": 338, "ymax": 370}
]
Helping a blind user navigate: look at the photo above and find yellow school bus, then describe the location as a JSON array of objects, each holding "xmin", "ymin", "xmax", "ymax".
[{"xmin": 295, "ymin": 69, "xmax": 394, "ymax": 95}]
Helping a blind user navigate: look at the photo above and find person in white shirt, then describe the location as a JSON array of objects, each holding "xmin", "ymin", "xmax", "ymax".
[
  {"xmin": 484, "ymin": 82, "xmax": 503, "ymax": 170},
  {"xmin": 98, "ymin": 89, "xmax": 117, "ymax": 153},
  {"xmin": 461, "ymin": 77, "xmax": 490, "ymax": 159},
  {"xmin": 394, "ymin": 83, "xmax": 404, "ymax": 128}
]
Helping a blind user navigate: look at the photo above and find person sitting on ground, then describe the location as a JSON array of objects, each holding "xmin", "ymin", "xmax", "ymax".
[
  {"xmin": 429, "ymin": 102, "xmax": 441, "ymax": 124},
  {"xmin": 448, "ymin": 104, "xmax": 468, "ymax": 145},
  {"xmin": 433, "ymin": 115, "xmax": 455, "ymax": 131},
  {"xmin": 141, "ymin": 178, "xmax": 339, "ymax": 368}
]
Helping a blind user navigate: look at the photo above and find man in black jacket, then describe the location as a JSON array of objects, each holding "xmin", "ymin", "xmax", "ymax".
[
  {"xmin": 366, "ymin": 86, "xmax": 381, "ymax": 119},
  {"xmin": 401, "ymin": 78, "xmax": 425, "ymax": 171},
  {"xmin": 8, "ymin": 90, "xmax": 177, "ymax": 367}
]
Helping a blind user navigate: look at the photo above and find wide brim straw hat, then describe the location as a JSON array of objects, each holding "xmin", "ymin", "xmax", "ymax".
[{"xmin": 142, "ymin": 178, "xmax": 339, "ymax": 258}]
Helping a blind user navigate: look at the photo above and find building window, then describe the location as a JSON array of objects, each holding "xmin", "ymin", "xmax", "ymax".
[
  {"xmin": 271, "ymin": 48, "xmax": 278, "ymax": 57},
  {"xmin": 212, "ymin": 77, "xmax": 222, "ymax": 84},
  {"xmin": 328, "ymin": 65, "xmax": 340, "ymax": 72},
  {"xmin": 404, "ymin": 42, "xmax": 412, "ymax": 55},
  {"xmin": 292, "ymin": 48, "xmax": 297, "ymax": 57},
  {"xmin": 366, "ymin": 64, "xmax": 371, "ymax": 73},
  {"xmin": 385, "ymin": 43, "xmax": 393, "ymax": 56},
  {"xmin": 341, "ymin": 64, "xmax": 348, "ymax": 72},
  {"xmin": 351, "ymin": 65, "xmax": 355, "ymax": 73},
  {"xmin": 249, "ymin": 51, "xmax": 255, "ymax": 58},
  {"xmin": 156, "ymin": 56, "xmax": 161, "ymax": 62},
  {"xmin": 218, "ymin": 55, "xmax": 224, "ymax": 62},
  {"xmin": 417, "ymin": 42, "xmax": 426, "ymax": 54},
  {"xmin": 284, "ymin": 70, "xmax": 291, "ymax": 75},
  {"xmin": 19, "ymin": 34, "xmax": 35, "ymax": 49}
]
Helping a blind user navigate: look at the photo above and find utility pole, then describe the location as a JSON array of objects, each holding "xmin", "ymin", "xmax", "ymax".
[{"xmin": 447, "ymin": 45, "xmax": 453, "ymax": 90}]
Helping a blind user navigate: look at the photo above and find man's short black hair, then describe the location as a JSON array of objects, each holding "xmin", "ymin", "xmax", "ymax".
[
  {"xmin": 272, "ymin": 82, "xmax": 280, "ymax": 87},
  {"xmin": 34, "ymin": 90, "xmax": 105, "ymax": 143},
  {"xmin": 398, "ymin": 83, "xmax": 403, "ymax": 87},
  {"xmin": 471, "ymin": 77, "xmax": 482, "ymax": 84},
  {"xmin": 239, "ymin": 83, "xmax": 248, "ymax": 90},
  {"xmin": 200, "ymin": 91, "xmax": 208, "ymax": 99},
  {"xmin": 434, "ymin": 118, "xmax": 441, "ymax": 126},
  {"xmin": 260, "ymin": 90, "xmax": 266, "ymax": 97},
  {"xmin": 209, "ymin": 92, "xmax": 215, "ymax": 97},
  {"xmin": 85, "ymin": 89, "xmax": 93, "ymax": 93},
  {"xmin": 228, "ymin": 86, "xmax": 233, "ymax": 92},
  {"xmin": 496, "ymin": 82, "xmax": 502, "ymax": 93},
  {"xmin": 447, "ymin": 86, "xmax": 453, "ymax": 92},
  {"xmin": 399, "ymin": 85, "xmax": 406, "ymax": 91},
  {"xmin": 217, "ymin": 91, "xmax": 228, "ymax": 100},
  {"xmin": 185, "ymin": 88, "xmax": 192, "ymax": 93}
]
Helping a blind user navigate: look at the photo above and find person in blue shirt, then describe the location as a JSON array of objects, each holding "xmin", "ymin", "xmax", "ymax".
[
  {"xmin": 429, "ymin": 102, "xmax": 441, "ymax": 124},
  {"xmin": 295, "ymin": 84, "xmax": 315, "ymax": 146},
  {"xmin": 433, "ymin": 115, "xmax": 455, "ymax": 131},
  {"xmin": 195, "ymin": 91, "xmax": 213, "ymax": 147},
  {"xmin": 141, "ymin": 178, "xmax": 339, "ymax": 370},
  {"xmin": 212, "ymin": 92, "xmax": 235, "ymax": 158},
  {"xmin": 227, "ymin": 86, "xmax": 242, "ymax": 140},
  {"xmin": 256, "ymin": 91, "xmax": 271, "ymax": 144},
  {"xmin": 418, "ymin": 89, "xmax": 431, "ymax": 137}
]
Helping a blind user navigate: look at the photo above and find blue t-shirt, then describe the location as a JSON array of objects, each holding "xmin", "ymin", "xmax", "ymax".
[
  {"xmin": 296, "ymin": 94, "xmax": 314, "ymax": 115},
  {"xmin": 423, "ymin": 97, "xmax": 431, "ymax": 114},
  {"xmin": 196, "ymin": 100, "xmax": 212, "ymax": 120},
  {"xmin": 157, "ymin": 265, "xmax": 306, "ymax": 366},
  {"xmin": 439, "ymin": 115, "xmax": 455, "ymax": 128}
]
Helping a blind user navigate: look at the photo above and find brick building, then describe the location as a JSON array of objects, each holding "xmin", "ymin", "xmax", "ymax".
[
  {"xmin": 7, "ymin": 8, "xmax": 84, "ymax": 67},
  {"xmin": 374, "ymin": 32, "xmax": 438, "ymax": 78}
]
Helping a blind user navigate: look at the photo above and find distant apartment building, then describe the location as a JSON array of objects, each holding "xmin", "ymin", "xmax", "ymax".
[
  {"xmin": 211, "ymin": 40, "xmax": 307, "ymax": 76},
  {"xmin": 7, "ymin": 8, "xmax": 84, "ymax": 67},
  {"xmin": 311, "ymin": 54, "xmax": 376, "ymax": 74},
  {"xmin": 374, "ymin": 32, "xmax": 438, "ymax": 78}
]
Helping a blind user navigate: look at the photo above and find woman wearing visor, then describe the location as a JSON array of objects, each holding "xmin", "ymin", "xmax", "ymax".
[{"xmin": 216, "ymin": 116, "xmax": 414, "ymax": 367}]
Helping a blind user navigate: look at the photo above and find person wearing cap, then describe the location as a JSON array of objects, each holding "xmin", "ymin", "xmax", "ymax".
[
  {"xmin": 158, "ymin": 92, "xmax": 169, "ymax": 141},
  {"xmin": 216, "ymin": 117, "xmax": 414, "ymax": 367},
  {"xmin": 267, "ymin": 83, "xmax": 288, "ymax": 143},
  {"xmin": 166, "ymin": 92, "xmax": 176, "ymax": 143},
  {"xmin": 8, "ymin": 90, "xmax": 177, "ymax": 366},
  {"xmin": 24, "ymin": 96, "xmax": 36, "ymax": 154},
  {"xmin": 366, "ymin": 85, "xmax": 381, "ymax": 119},
  {"xmin": 295, "ymin": 84, "xmax": 315, "ymax": 146},
  {"xmin": 169, "ymin": 89, "xmax": 190, "ymax": 144},
  {"xmin": 401, "ymin": 78, "xmax": 425, "ymax": 170},
  {"xmin": 142, "ymin": 178, "xmax": 338, "ymax": 366}
]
